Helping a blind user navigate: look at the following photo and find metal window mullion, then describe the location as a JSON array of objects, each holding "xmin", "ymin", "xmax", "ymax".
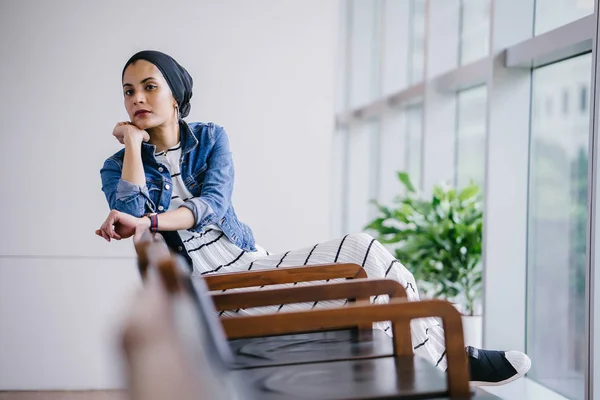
[
  {"xmin": 481, "ymin": 0, "xmax": 534, "ymax": 355},
  {"xmin": 370, "ymin": 0, "xmax": 385, "ymax": 210},
  {"xmin": 586, "ymin": 1, "xmax": 600, "ymax": 399},
  {"xmin": 341, "ymin": 0, "xmax": 354, "ymax": 235},
  {"xmin": 453, "ymin": 90, "xmax": 460, "ymax": 188},
  {"xmin": 506, "ymin": 15, "xmax": 595, "ymax": 68},
  {"xmin": 419, "ymin": 0, "xmax": 431, "ymax": 191}
]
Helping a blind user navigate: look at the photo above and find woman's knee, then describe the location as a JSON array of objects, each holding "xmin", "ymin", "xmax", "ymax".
[{"xmin": 346, "ymin": 232, "xmax": 376, "ymax": 249}]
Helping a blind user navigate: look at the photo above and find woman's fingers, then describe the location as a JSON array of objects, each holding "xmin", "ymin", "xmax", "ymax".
[
  {"xmin": 98, "ymin": 227, "xmax": 111, "ymax": 242},
  {"xmin": 102, "ymin": 220, "xmax": 112, "ymax": 241},
  {"xmin": 100, "ymin": 212, "xmax": 116, "ymax": 241},
  {"xmin": 95, "ymin": 229, "xmax": 108, "ymax": 242},
  {"xmin": 108, "ymin": 210, "xmax": 125, "ymax": 240},
  {"xmin": 107, "ymin": 215, "xmax": 120, "ymax": 240},
  {"xmin": 113, "ymin": 130, "xmax": 125, "ymax": 144}
]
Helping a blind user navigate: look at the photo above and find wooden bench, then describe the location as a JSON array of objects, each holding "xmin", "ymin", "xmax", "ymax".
[{"xmin": 136, "ymin": 232, "xmax": 499, "ymax": 399}]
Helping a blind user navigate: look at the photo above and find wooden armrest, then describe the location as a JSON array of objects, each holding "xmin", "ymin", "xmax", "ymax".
[
  {"xmin": 211, "ymin": 278, "xmax": 407, "ymax": 311},
  {"xmin": 134, "ymin": 229, "xmax": 169, "ymax": 279},
  {"xmin": 222, "ymin": 299, "xmax": 469, "ymax": 399},
  {"xmin": 203, "ymin": 263, "xmax": 367, "ymax": 291},
  {"xmin": 139, "ymin": 236, "xmax": 183, "ymax": 294},
  {"xmin": 134, "ymin": 231, "xmax": 368, "ymax": 290}
]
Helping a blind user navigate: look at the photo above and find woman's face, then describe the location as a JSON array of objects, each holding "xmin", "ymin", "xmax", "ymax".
[{"xmin": 122, "ymin": 60, "xmax": 177, "ymax": 130}]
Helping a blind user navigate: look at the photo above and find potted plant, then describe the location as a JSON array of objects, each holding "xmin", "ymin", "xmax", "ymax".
[{"xmin": 365, "ymin": 172, "xmax": 483, "ymax": 347}]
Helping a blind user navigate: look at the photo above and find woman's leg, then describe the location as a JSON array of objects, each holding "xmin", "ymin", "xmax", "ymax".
[
  {"xmin": 197, "ymin": 232, "xmax": 446, "ymax": 368},
  {"xmin": 249, "ymin": 233, "xmax": 446, "ymax": 368},
  {"xmin": 194, "ymin": 231, "xmax": 531, "ymax": 384}
]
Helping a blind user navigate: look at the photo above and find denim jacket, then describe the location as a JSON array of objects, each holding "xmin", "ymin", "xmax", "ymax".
[{"xmin": 100, "ymin": 121, "xmax": 256, "ymax": 263}]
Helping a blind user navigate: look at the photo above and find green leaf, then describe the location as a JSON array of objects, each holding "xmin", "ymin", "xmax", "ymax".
[
  {"xmin": 397, "ymin": 172, "xmax": 416, "ymax": 193},
  {"xmin": 459, "ymin": 185, "xmax": 480, "ymax": 202},
  {"xmin": 364, "ymin": 173, "xmax": 483, "ymax": 310},
  {"xmin": 364, "ymin": 218, "xmax": 385, "ymax": 231}
]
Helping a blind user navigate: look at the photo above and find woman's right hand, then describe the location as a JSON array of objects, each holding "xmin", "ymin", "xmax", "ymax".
[
  {"xmin": 113, "ymin": 122, "xmax": 150, "ymax": 145},
  {"xmin": 95, "ymin": 210, "xmax": 150, "ymax": 242}
]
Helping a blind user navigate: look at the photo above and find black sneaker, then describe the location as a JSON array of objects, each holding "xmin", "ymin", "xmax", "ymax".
[{"xmin": 467, "ymin": 346, "xmax": 531, "ymax": 386}]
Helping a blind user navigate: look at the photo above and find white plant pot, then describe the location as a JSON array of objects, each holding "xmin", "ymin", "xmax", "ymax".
[{"xmin": 461, "ymin": 315, "xmax": 482, "ymax": 348}]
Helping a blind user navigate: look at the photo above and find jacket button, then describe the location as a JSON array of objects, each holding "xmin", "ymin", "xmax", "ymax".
[
  {"xmin": 177, "ymin": 246, "xmax": 183, "ymax": 252},
  {"xmin": 158, "ymin": 167, "xmax": 164, "ymax": 172},
  {"xmin": 158, "ymin": 205, "xmax": 164, "ymax": 211},
  {"xmin": 165, "ymin": 184, "xmax": 171, "ymax": 190}
]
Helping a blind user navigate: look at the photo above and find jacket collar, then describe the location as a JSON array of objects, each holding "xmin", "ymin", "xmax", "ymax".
[{"xmin": 179, "ymin": 120, "xmax": 199, "ymax": 155}]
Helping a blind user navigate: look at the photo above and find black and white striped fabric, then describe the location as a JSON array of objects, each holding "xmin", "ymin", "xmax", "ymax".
[
  {"xmin": 156, "ymin": 143, "xmax": 223, "ymax": 245},
  {"xmin": 190, "ymin": 230, "xmax": 448, "ymax": 371},
  {"xmin": 157, "ymin": 144, "xmax": 447, "ymax": 370}
]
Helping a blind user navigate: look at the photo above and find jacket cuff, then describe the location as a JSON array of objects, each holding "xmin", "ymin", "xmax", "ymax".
[
  {"xmin": 179, "ymin": 198, "xmax": 215, "ymax": 229},
  {"xmin": 116, "ymin": 179, "xmax": 150, "ymax": 202}
]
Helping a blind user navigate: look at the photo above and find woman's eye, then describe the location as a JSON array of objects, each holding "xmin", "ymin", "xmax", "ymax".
[
  {"xmin": 124, "ymin": 90, "xmax": 133, "ymax": 96},
  {"xmin": 146, "ymin": 85, "xmax": 157, "ymax": 90}
]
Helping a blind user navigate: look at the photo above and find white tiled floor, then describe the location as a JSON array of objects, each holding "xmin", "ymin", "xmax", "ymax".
[{"xmin": 482, "ymin": 378, "xmax": 570, "ymax": 400}]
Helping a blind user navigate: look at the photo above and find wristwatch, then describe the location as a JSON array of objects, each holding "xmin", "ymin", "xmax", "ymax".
[{"xmin": 145, "ymin": 213, "xmax": 159, "ymax": 233}]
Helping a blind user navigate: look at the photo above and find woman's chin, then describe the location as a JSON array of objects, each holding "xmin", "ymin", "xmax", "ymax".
[{"xmin": 133, "ymin": 119, "xmax": 158, "ymax": 130}]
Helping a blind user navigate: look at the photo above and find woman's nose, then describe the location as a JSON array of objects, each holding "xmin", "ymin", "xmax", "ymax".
[{"xmin": 133, "ymin": 91, "xmax": 146, "ymax": 104}]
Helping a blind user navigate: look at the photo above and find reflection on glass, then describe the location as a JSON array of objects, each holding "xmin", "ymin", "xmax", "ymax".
[
  {"xmin": 459, "ymin": 0, "xmax": 490, "ymax": 65},
  {"xmin": 405, "ymin": 105, "xmax": 423, "ymax": 189},
  {"xmin": 408, "ymin": 0, "xmax": 426, "ymax": 84},
  {"xmin": 535, "ymin": 0, "xmax": 593, "ymax": 35},
  {"xmin": 349, "ymin": 0, "xmax": 379, "ymax": 108},
  {"xmin": 527, "ymin": 54, "xmax": 591, "ymax": 400},
  {"xmin": 456, "ymin": 85, "xmax": 487, "ymax": 189}
]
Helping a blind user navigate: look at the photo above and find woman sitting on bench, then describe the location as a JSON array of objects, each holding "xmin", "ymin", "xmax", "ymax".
[{"xmin": 97, "ymin": 50, "xmax": 530, "ymax": 386}]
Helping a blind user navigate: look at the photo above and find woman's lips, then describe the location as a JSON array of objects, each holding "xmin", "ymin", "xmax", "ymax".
[{"xmin": 135, "ymin": 111, "xmax": 151, "ymax": 117}]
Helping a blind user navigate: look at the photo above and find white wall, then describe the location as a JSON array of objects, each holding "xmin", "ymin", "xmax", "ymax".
[{"xmin": 0, "ymin": 0, "xmax": 338, "ymax": 389}]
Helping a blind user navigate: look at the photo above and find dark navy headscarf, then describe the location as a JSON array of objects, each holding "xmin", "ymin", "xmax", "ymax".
[{"xmin": 122, "ymin": 50, "xmax": 193, "ymax": 119}]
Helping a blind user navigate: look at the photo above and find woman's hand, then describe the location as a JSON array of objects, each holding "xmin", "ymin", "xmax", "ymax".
[
  {"xmin": 96, "ymin": 210, "xmax": 150, "ymax": 242},
  {"xmin": 113, "ymin": 122, "xmax": 150, "ymax": 145}
]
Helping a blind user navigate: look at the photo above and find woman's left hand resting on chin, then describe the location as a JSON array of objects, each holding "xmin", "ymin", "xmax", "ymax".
[{"xmin": 96, "ymin": 208, "xmax": 196, "ymax": 242}]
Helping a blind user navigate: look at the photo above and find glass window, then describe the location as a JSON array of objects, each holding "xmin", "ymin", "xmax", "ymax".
[
  {"xmin": 346, "ymin": 120, "xmax": 379, "ymax": 233},
  {"xmin": 580, "ymin": 86, "xmax": 588, "ymax": 113},
  {"xmin": 456, "ymin": 85, "xmax": 487, "ymax": 189},
  {"xmin": 349, "ymin": 0, "xmax": 379, "ymax": 108},
  {"xmin": 546, "ymin": 97, "xmax": 554, "ymax": 116},
  {"xmin": 408, "ymin": 0, "xmax": 426, "ymax": 84},
  {"xmin": 527, "ymin": 54, "xmax": 591, "ymax": 400},
  {"xmin": 378, "ymin": 112, "xmax": 406, "ymax": 204},
  {"xmin": 562, "ymin": 89, "xmax": 569, "ymax": 115},
  {"xmin": 405, "ymin": 105, "xmax": 424, "ymax": 189},
  {"xmin": 331, "ymin": 129, "xmax": 348, "ymax": 237},
  {"xmin": 335, "ymin": 0, "xmax": 349, "ymax": 113},
  {"xmin": 382, "ymin": 0, "xmax": 410, "ymax": 95},
  {"xmin": 459, "ymin": 0, "xmax": 491, "ymax": 65},
  {"xmin": 535, "ymin": 0, "xmax": 594, "ymax": 36}
]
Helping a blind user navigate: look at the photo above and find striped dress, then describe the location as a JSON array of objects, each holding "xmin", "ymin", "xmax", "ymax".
[{"xmin": 156, "ymin": 144, "xmax": 448, "ymax": 370}]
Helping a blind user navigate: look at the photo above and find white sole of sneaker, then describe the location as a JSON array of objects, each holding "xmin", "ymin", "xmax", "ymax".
[{"xmin": 469, "ymin": 354, "xmax": 532, "ymax": 387}]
